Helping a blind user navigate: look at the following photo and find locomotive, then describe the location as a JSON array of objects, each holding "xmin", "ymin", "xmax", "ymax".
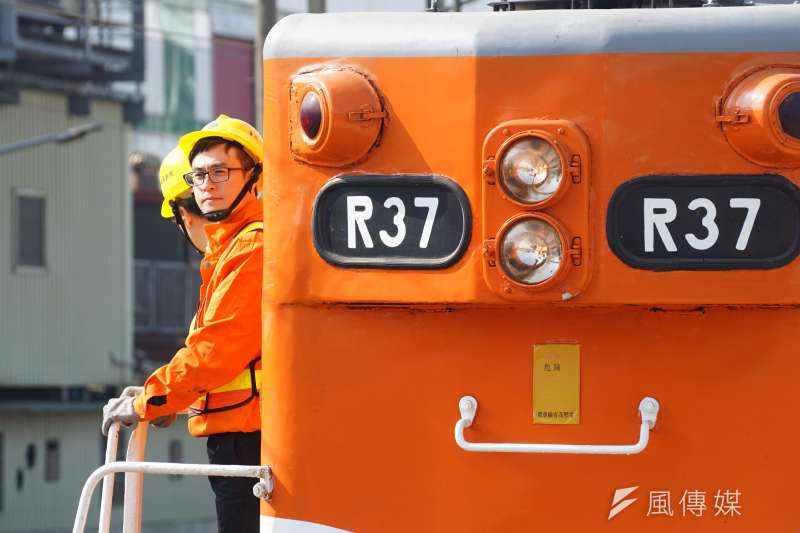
[{"xmin": 259, "ymin": 3, "xmax": 800, "ymax": 532}]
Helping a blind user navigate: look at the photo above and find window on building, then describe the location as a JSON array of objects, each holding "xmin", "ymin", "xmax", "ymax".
[
  {"xmin": 161, "ymin": 2, "xmax": 196, "ymax": 133},
  {"xmin": 13, "ymin": 189, "xmax": 46, "ymax": 270},
  {"xmin": 168, "ymin": 439, "xmax": 183, "ymax": 481},
  {"xmin": 213, "ymin": 37, "xmax": 255, "ymax": 124},
  {"xmin": 24, "ymin": 443, "xmax": 35, "ymax": 469},
  {"xmin": 44, "ymin": 439, "xmax": 59, "ymax": 482}
]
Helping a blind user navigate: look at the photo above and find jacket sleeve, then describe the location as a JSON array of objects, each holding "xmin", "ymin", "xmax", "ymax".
[{"xmin": 134, "ymin": 237, "xmax": 262, "ymax": 420}]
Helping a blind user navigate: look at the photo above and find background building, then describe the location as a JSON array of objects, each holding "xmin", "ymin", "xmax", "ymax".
[
  {"xmin": 130, "ymin": 0, "xmax": 260, "ymax": 376},
  {"xmin": 0, "ymin": 2, "xmax": 216, "ymax": 531},
  {"xmin": 0, "ymin": 1, "xmax": 487, "ymax": 532}
]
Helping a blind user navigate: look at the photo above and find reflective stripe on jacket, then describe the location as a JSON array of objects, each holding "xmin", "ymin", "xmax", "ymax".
[
  {"xmin": 189, "ymin": 353, "xmax": 262, "ymax": 414},
  {"xmin": 133, "ymin": 199, "xmax": 263, "ymax": 437}
]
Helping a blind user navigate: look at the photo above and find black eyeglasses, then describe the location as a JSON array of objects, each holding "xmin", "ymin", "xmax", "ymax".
[{"xmin": 183, "ymin": 167, "xmax": 247, "ymax": 186}]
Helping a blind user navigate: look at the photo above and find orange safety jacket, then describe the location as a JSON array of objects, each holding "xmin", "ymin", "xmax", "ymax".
[{"xmin": 133, "ymin": 199, "xmax": 263, "ymax": 437}]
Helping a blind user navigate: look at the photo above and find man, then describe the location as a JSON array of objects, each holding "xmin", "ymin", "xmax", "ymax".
[
  {"xmin": 160, "ymin": 145, "xmax": 209, "ymax": 253},
  {"xmin": 103, "ymin": 115, "xmax": 264, "ymax": 533},
  {"xmin": 103, "ymin": 146, "xmax": 209, "ymax": 425}
]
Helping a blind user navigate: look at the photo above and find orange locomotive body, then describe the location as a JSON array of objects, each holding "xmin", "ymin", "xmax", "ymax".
[{"xmin": 260, "ymin": 7, "xmax": 800, "ymax": 532}]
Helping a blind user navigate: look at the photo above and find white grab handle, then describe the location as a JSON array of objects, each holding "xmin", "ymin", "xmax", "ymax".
[{"xmin": 454, "ymin": 395, "xmax": 660, "ymax": 455}]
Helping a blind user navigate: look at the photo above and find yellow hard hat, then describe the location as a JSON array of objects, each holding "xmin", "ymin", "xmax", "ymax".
[
  {"xmin": 158, "ymin": 146, "xmax": 193, "ymax": 218},
  {"xmin": 178, "ymin": 114, "xmax": 263, "ymax": 165}
]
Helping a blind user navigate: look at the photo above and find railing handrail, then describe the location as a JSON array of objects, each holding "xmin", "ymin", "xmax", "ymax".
[
  {"xmin": 74, "ymin": 420, "xmax": 272, "ymax": 533},
  {"xmin": 97, "ymin": 423, "xmax": 120, "ymax": 533}
]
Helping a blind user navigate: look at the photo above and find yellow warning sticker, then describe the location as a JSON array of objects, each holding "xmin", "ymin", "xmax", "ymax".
[{"xmin": 533, "ymin": 344, "xmax": 580, "ymax": 425}]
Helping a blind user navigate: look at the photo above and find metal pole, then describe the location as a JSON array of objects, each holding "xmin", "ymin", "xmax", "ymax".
[
  {"xmin": 122, "ymin": 423, "xmax": 149, "ymax": 533},
  {"xmin": 254, "ymin": 0, "xmax": 277, "ymax": 132},
  {"xmin": 81, "ymin": 0, "xmax": 91, "ymax": 61},
  {"xmin": 97, "ymin": 424, "xmax": 120, "ymax": 533},
  {"xmin": 0, "ymin": 123, "xmax": 102, "ymax": 156},
  {"xmin": 308, "ymin": 0, "xmax": 326, "ymax": 12}
]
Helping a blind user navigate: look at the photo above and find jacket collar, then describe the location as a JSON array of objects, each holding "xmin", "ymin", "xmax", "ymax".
[{"xmin": 203, "ymin": 196, "xmax": 263, "ymax": 255}]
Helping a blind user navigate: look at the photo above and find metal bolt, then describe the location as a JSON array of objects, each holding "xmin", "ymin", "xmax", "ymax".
[
  {"xmin": 639, "ymin": 397, "xmax": 660, "ymax": 429},
  {"xmin": 557, "ymin": 127, "xmax": 565, "ymax": 135},
  {"xmin": 253, "ymin": 480, "xmax": 272, "ymax": 501},
  {"xmin": 502, "ymin": 128, "xmax": 510, "ymax": 136},
  {"xmin": 503, "ymin": 283, "xmax": 512, "ymax": 294}
]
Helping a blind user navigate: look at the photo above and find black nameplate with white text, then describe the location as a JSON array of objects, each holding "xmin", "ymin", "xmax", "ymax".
[
  {"xmin": 312, "ymin": 175, "xmax": 472, "ymax": 269},
  {"xmin": 606, "ymin": 175, "xmax": 800, "ymax": 271}
]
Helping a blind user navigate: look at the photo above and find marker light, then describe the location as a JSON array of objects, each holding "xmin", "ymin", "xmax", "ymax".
[
  {"xmin": 500, "ymin": 137, "xmax": 563, "ymax": 205},
  {"xmin": 300, "ymin": 91, "xmax": 323, "ymax": 140},
  {"xmin": 289, "ymin": 66, "xmax": 385, "ymax": 167},
  {"xmin": 718, "ymin": 68, "xmax": 800, "ymax": 167},
  {"xmin": 500, "ymin": 217, "xmax": 564, "ymax": 286},
  {"xmin": 779, "ymin": 92, "xmax": 800, "ymax": 140}
]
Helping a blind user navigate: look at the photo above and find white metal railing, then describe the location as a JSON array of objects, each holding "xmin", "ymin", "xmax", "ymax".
[
  {"xmin": 454, "ymin": 395, "xmax": 660, "ymax": 455},
  {"xmin": 96, "ymin": 422, "xmax": 121, "ymax": 532},
  {"xmin": 73, "ymin": 421, "xmax": 273, "ymax": 533}
]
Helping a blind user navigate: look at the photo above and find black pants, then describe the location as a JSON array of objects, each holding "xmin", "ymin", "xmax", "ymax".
[{"xmin": 207, "ymin": 431, "xmax": 261, "ymax": 533}]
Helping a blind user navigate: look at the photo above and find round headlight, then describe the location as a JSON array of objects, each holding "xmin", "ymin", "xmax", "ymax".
[
  {"xmin": 500, "ymin": 217, "xmax": 564, "ymax": 286},
  {"xmin": 499, "ymin": 137, "xmax": 564, "ymax": 205},
  {"xmin": 300, "ymin": 91, "xmax": 323, "ymax": 141}
]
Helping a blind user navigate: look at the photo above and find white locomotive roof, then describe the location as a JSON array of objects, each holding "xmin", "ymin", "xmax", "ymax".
[{"xmin": 264, "ymin": 6, "xmax": 800, "ymax": 59}]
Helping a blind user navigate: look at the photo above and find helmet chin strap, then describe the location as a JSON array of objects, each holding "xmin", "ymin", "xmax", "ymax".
[
  {"xmin": 171, "ymin": 203, "xmax": 206, "ymax": 255},
  {"xmin": 201, "ymin": 165, "xmax": 262, "ymax": 223}
]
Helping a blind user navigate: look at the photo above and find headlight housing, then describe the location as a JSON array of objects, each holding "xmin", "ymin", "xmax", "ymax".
[
  {"xmin": 717, "ymin": 67, "xmax": 800, "ymax": 168},
  {"xmin": 289, "ymin": 66, "xmax": 385, "ymax": 167},
  {"xmin": 481, "ymin": 120, "xmax": 591, "ymax": 301}
]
